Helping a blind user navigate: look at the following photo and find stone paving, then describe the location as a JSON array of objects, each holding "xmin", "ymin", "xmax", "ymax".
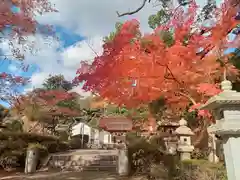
[{"xmin": 0, "ymin": 171, "xmax": 145, "ymax": 180}]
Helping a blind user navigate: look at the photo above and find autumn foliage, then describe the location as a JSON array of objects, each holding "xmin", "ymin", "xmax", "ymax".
[
  {"xmin": 12, "ymin": 89, "xmax": 80, "ymax": 121},
  {"xmin": 0, "ymin": 0, "xmax": 56, "ymax": 101},
  {"xmin": 0, "ymin": 0, "xmax": 56, "ymax": 58},
  {"xmin": 0, "ymin": 0, "xmax": 55, "ymax": 36},
  {"xmin": 76, "ymin": 0, "xmax": 240, "ymax": 117}
]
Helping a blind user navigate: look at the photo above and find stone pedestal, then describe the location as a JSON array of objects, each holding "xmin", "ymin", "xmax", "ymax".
[
  {"xmin": 208, "ymin": 152, "xmax": 219, "ymax": 163},
  {"xmin": 200, "ymin": 79, "xmax": 240, "ymax": 180},
  {"xmin": 177, "ymin": 146, "xmax": 194, "ymax": 161}
]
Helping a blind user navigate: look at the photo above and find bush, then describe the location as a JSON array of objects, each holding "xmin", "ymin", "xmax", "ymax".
[
  {"xmin": 0, "ymin": 132, "xmax": 68, "ymax": 171},
  {"xmin": 0, "ymin": 131, "xmax": 58, "ymax": 142},
  {"xmin": 69, "ymin": 135, "xmax": 89, "ymax": 149},
  {"xmin": 127, "ymin": 133, "xmax": 166, "ymax": 175},
  {"xmin": 42, "ymin": 141, "xmax": 70, "ymax": 153},
  {"xmin": 174, "ymin": 160, "xmax": 227, "ymax": 180},
  {"xmin": 126, "ymin": 133, "xmax": 227, "ymax": 180},
  {"xmin": 191, "ymin": 148, "xmax": 210, "ymax": 160}
]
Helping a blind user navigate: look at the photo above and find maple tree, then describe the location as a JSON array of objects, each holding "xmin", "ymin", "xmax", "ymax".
[
  {"xmin": 76, "ymin": 0, "xmax": 239, "ymax": 114},
  {"xmin": 9, "ymin": 74, "xmax": 81, "ymax": 135},
  {"xmin": 12, "ymin": 88, "xmax": 80, "ymax": 118},
  {"xmin": 76, "ymin": 0, "xmax": 240, "ymax": 147},
  {"xmin": 0, "ymin": 0, "xmax": 56, "ymax": 58},
  {"xmin": 11, "ymin": 88, "xmax": 80, "ymax": 134}
]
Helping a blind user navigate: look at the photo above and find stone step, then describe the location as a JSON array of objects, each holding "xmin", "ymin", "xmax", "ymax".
[
  {"xmin": 48, "ymin": 162, "xmax": 117, "ymax": 171},
  {"xmin": 49, "ymin": 156, "xmax": 118, "ymax": 164},
  {"xmin": 45, "ymin": 149, "xmax": 119, "ymax": 172},
  {"xmin": 48, "ymin": 156, "xmax": 117, "ymax": 171},
  {"xmin": 48, "ymin": 159, "xmax": 117, "ymax": 167},
  {"xmin": 53, "ymin": 149, "xmax": 118, "ymax": 155},
  {"xmin": 83, "ymin": 165, "xmax": 117, "ymax": 171}
]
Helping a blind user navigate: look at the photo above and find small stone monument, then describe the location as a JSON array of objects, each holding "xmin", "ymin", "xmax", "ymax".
[
  {"xmin": 175, "ymin": 118, "xmax": 194, "ymax": 160},
  {"xmin": 200, "ymin": 79, "xmax": 240, "ymax": 180}
]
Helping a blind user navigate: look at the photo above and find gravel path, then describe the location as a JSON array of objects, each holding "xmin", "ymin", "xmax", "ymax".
[{"xmin": 0, "ymin": 171, "xmax": 145, "ymax": 180}]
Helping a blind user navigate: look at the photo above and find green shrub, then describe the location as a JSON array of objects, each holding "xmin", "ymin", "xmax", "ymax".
[
  {"xmin": 0, "ymin": 131, "xmax": 58, "ymax": 142},
  {"xmin": 175, "ymin": 159, "xmax": 227, "ymax": 180},
  {"xmin": 191, "ymin": 148, "xmax": 210, "ymax": 160},
  {"xmin": 28, "ymin": 143, "xmax": 47, "ymax": 150},
  {"xmin": 127, "ymin": 133, "xmax": 166, "ymax": 175},
  {"xmin": 42, "ymin": 141, "xmax": 70, "ymax": 153},
  {"xmin": 0, "ymin": 132, "xmax": 68, "ymax": 171}
]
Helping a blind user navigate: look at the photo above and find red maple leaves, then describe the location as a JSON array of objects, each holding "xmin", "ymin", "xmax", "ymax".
[
  {"xmin": 0, "ymin": 0, "xmax": 55, "ymax": 35},
  {"xmin": 12, "ymin": 89, "xmax": 80, "ymax": 118},
  {"xmin": 75, "ymin": 0, "xmax": 240, "ymax": 117}
]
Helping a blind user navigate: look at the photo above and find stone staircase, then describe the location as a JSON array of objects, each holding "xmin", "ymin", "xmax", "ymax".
[{"xmin": 44, "ymin": 149, "xmax": 118, "ymax": 172}]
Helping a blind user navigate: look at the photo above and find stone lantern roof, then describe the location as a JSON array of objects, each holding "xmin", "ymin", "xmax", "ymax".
[
  {"xmin": 175, "ymin": 118, "xmax": 194, "ymax": 136},
  {"xmin": 200, "ymin": 80, "xmax": 240, "ymax": 110},
  {"xmin": 200, "ymin": 79, "xmax": 240, "ymax": 135}
]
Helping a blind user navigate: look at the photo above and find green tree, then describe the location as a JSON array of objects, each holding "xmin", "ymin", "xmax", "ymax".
[
  {"xmin": 42, "ymin": 74, "xmax": 73, "ymax": 91},
  {"xmin": 5, "ymin": 120, "xmax": 23, "ymax": 132},
  {"xmin": 104, "ymin": 22, "xmax": 123, "ymax": 43},
  {"xmin": 0, "ymin": 105, "xmax": 9, "ymax": 121},
  {"xmin": 148, "ymin": 9, "xmax": 170, "ymax": 29}
]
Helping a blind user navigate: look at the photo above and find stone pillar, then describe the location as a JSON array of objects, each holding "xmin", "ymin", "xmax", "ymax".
[
  {"xmin": 208, "ymin": 133, "xmax": 219, "ymax": 163},
  {"xmin": 109, "ymin": 133, "xmax": 112, "ymax": 144},
  {"xmin": 200, "ymin": 79, "xmax": 240, "ymax": 180},
  {"xmin": 25, "ymin": 148, "xmax": 39, "ymax": 174},
  {"xmin": 175, "ymin": 118, "xmax": 194, "ymax": 161},
  {"xmin": 117, "ymin": 143, "xmax": 129, "ymax": 176}
]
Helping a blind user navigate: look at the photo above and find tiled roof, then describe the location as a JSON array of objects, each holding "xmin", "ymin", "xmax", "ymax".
[{"xmin": 99, "ymin": 116, "xmax": 132, "ymax": 131}]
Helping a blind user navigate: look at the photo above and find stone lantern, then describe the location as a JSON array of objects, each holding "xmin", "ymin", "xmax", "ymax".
[
  {"xmin": 175, "ymin": 118, "xmax": 194, "ymax": 160},
  {"xmin": 199, "ymin": 79, "xmax": 240, "ymax": 180}
]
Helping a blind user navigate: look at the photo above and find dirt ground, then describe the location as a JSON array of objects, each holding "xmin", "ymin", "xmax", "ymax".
[{"xmin": 0, "ymin": 171, "xmax": 145, "ymax": 180}]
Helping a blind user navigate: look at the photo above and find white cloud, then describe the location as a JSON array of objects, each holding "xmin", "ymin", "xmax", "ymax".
[
  {"xmin": 68, "ymin": 86, "xmax": 92, "ymax": 97},
  {"xmin": 61, "ymin": 36, "xmax": 103, "ymax": 69},
  {"xmin": 30, "ymin": 72, "xmax": 49, "ymax": 88},
  {"xmin": 10, "ymin": 35, "xmax": 104, "ymax": 91},
  {"xmin": 38, "ymin": 0, "xmax": 159, "ymax": 37},
  {"xmin": 1, "ymin": 35, "xmax": 76, "ymax": 89},
  {"xmin": 38, "ymin": 0, "xmax": 208, "ymax": 37}
]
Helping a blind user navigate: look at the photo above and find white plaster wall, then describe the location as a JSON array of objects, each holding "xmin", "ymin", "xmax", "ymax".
[{"xmin": 71, "ymin": 122, "xmax": 91, "ymax": 136}]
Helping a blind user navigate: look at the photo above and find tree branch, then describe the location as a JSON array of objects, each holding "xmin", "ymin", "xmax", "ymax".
[
  {"xmin": 116, "ymin": 0, "xmax": 150, "ymax": 17},
  {"xmin": 193, "ymin": 119, "xmax": 210, "ymax": 147},
  {"xmin": 177, "ymin": 91, "xmax": 197, "ymax": 105}
]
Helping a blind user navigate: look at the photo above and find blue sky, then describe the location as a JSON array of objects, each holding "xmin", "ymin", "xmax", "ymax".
[
  {"xmin": 0, "ymin": 0, "xmax": 236, "ymax": 107},
  {"xmin": 0, "ymin": 25, "xmax": 85, "ymax": 107}
]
